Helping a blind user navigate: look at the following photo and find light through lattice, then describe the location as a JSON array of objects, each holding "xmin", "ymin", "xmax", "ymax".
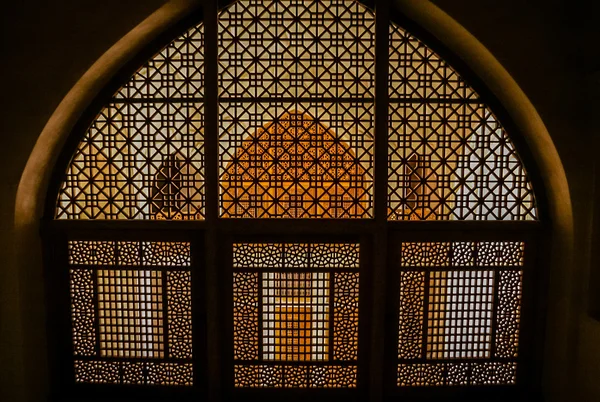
[
  {"xmin": 263, "ymin": 272, "xmax": 330, "ymax": 361},
  {"xmin": 97, "ymin": 269, "xmax": 164, "ymax": 358},
  {"xmin": 68, "ymin": 241, "xmax": 193, "ymax": 386},
  {"xmin": 57, "ymin": 24, "xmax": 205, "ymax": 220},
  {"xmin": 218, "ymin": 0, "xmax": 375, "ymax": 218},
  {"xmin": 220, "ymin": 110, "xmax": 372, "ymax": 218},
  {"xmin": 55, "ymin": 0, "xmax": 538, "ymax": 223},
  {"xmin": 397, "ymin": 241, "xmax": 523, "ymax": 386},
  {"xmin": 233, "ymin": 243, "xmax": 359, "ymax": 388},
  {"xmin": 427, "ymin": 270, "xmax": 494, "ymax": 359},
  {"xmin": 388, "ymin": 24, "xmax": 537, "ymax": 221},
  {"xmin": 51, "ymin": 0, "xmax": 543, "ymax": 395}
]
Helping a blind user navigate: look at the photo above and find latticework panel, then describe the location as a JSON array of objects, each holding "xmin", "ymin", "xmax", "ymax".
[
  {"xmin": 399, "ymin": 241, "xmax": 524, "ymax": 268},
  {"xmin": 68, "ymin": 240, "xmax": 193, "ymax": 386},
  {"xmin": 167, "ymin": 270, "xmax": 193, "ymax": 359},
  {"xmin": 233, "ymin": 243, "xmax": 359, "ymax": 388},
  {"xmin": 397, "ymin": 241, "xmax": 524, "ymax": 387},
  {"xmin": 263, "ymin": 272, "xmax": 330, "ymax": 361},
  {"xmin": 388, "ymin": 23, "xmax": 537, "ymax": 221},
  {"xmin": 397, "ymin": 362, "xmax": 517, "ymax": 386},
  {"xmin": 389, "ymin": 25, "xmax": 475, "ymax": 100},
  {"xmin": 115, "ymin": 24, "xmax": 204, "ymax": 100},
  {"xmin": 218, "ymin": 0, "xmax": 374, "ymax": 99},
  {"xmin": 74, "ymin": 361, "xmax": 193, "ymax": 386},
  {"xmin": 495, "ymin": 270, "xmax": 522, "ymax": 359},
  {"xmin": 219, "ymin": 106, "xmax": 373, "ymax": 218},
  {"xmin": 97, "ymin": 269, "xmax": 164, "ymax": 358},
  {"xmin": 234, "ymin": 365, "xmax": 358, "ymax": 388},
  {"xmin": 397, "ymin": 271, "xmax": 424, "ymax": 360},
  {"xmin": 70, "ymin": 269, "xmax": 96, "ymax": 356},
  {"xmin": 56, "ymin": 23, "xmax": 205, "ymax": 220},
  {"xmin": 218, "ymin": 0, "xmax": 375, "ymax": 219},
  {"xmin": 333, "ymin": 272, "xmax": 359, "ymax": 361},
  {"xmin": 427, "ymin": 270, "xmax": 494, "ymax": 359},
  {"xmin": 54, "ymin": 1, "xmax": 540, "ymax": 223},
  {"xmin": 69, "ymin": 240, "xmax": 192, "ymax": 266}
]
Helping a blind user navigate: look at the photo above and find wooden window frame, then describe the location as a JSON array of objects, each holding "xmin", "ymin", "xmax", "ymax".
[{"xmin": 41, "ymin": 0, "xmax": 550, "ymax": 401}]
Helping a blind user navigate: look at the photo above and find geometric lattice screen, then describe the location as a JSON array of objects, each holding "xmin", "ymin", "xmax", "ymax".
[
  {"xmin": 56, "ymin": 25, "xmax": 205, "ymax": 220},
  {"xmin": 49, "ymin": 0, "xmax": 543, "ymax": 397},
  {"xmin": 218, "ymin": 0, "xmax": 375, "ymax": 218},
  {"xmin": 55, "ymin": 0, "xmax": 537, "ymax": 221},
  {"xmin": 397, "ymin": 241, "xmax": 523, "ymax": 386},
  {"xmin": 388, "ymin": 24, "xmax": 536, "ymax": 220},
  {"xmin": 68, "ymin": 241, "xmax": 193, "ymax": 386},
  {"xmin": 233, "ymin": 243, "xmax": 359, "ymax": 387}
]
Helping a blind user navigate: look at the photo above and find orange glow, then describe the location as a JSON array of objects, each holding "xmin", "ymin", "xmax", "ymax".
[{"xmin": 221, "ymin": 111, "xmax": 370, "ymax": 218}]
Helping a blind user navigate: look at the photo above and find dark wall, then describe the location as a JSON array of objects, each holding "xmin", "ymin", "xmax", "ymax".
[
  {"xmin": 1, "ymin": 0, "xmax": 598, "ymax": 401},
  {"xmin": 430, "ymin": 1, "xmax": 598, "ymax": 400},
  {"xmin": 0, "ymin": 2, "xmax": 167, "ymax": 401}
]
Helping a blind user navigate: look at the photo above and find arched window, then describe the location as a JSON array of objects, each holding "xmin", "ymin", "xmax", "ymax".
[{"xmin": 45, "ymin": 0, "xmax": 542, "ymax": 400}]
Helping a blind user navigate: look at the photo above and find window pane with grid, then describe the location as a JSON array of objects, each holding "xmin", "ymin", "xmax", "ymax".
[
  {"xmin": 263, "ymin": 272, "xmax": 330, "ymax": 361},
  {"xmin": 218, "ymin": 0, "xmax": 375, "ymax": 218},
  {"xmin": 97, "ymin": 269, "xmax": 164, "ymax": 358},
  {"xmin": 427, "ymin": 270, "xmax": 494, "ymax": 359},
  {"xmin": 233, "ymin": 243, "xmax": 359, "ymax": 388},
  {"xmin": 397, "ymin": 241, "xmax": 523, "ymax": 386},
  {"xmin": 68, "ymin": 240, "xmax": 193, "ymax": 386},
  {"xmin": 387, "ymin": 23, "xmax": 537, "ymax": 221}
]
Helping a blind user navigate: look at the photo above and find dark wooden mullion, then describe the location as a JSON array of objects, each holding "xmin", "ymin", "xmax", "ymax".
[
  {"xmin": 518, "ymin": 235, "xmax": 540, "ymax": 389},
  {"xmin": 46, "ymin": 217, "xmax": 542, "ymax": 235},
  {"xmin": 190, "ymin": 234, "xmax": 206, "ymax": 392},
  {"xmin": 204, "ymin": 0, "xmax": 220, "ymax": 400},
  {"xmin": 372, "ymin": 0, "xmax": 390, "ymax": 399},
  {"xmin": 52, "ymin": 233, "xmax": 77, "ymax": 394}
]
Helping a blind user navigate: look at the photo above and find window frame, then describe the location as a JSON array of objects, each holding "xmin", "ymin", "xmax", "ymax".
[{"xmin": 41, "ymin": 0, "xmax": 550, "ymax": 401}]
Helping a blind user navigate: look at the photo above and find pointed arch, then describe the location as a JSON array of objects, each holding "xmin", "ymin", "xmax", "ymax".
[{"xmin": 10, "ymin": 0, "xmax": 570, "ymax": 398}]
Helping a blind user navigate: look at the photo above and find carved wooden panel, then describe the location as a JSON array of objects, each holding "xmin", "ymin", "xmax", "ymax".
[
  {"xmin": 218, "ymin": 0, "xmax": 375, "ymax": 99},
  {"xmin": 388, "ymin": 24, "xmax": 537, "ymax": 221},
  {"xmin": 56, "ymin": 24, "xmax": 205, "ymax": 220},
  {"xmin": 397, "ymin": 241, "xmax": 523, "ymax": 386},
  {"xmin": 233, "ymin": 242, "xmax": 359, "ymax": 388},
  {"xmin": 68, "ymin": 240, "xmax": 193, "ymax": 386},
  {"xmin": 218, "ymin": 0, "xmax": 375, "ymax": 218}
]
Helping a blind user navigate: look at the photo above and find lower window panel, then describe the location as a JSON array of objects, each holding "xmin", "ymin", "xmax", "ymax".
[
  {"xmin": 68, "ymin": 240, "xmax": 193, "ymax": 386},
  {"xmin": 397, "ymin": 362, "xmax": 517, "ymax": 386},
  {"xmin": 74, "ymin": 361, "xmax": 193, "ymax": 386},
  {"xmin": 234, "ymin": 364, "xmax": 357, "ymax": 388},
  {"xmin": 232, "ymin": 242, "xmax": 360, "ymax": 388},
  {"xmin": 396, "ymin": 241, "xmax": 523, "ymax": 387}
]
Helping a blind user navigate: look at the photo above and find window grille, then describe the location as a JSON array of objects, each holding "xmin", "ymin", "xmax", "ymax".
[{"xmin": 45, "ymin": 0, "xmax": 542, "ymax": 399}]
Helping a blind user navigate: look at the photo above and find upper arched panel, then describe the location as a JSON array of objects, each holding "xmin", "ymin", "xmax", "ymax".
[
  {"xmin": 56, "ymin": 24, "xmax": 205, "ymax": 220},
  {"xmin": 55, "ymin": 0, "xmax": 537, "ymax": 221},
  {"xmin": 217, "ymin": 0, "xmax": 375, "ymax": 218},
  {"xmin": 217, "ymin": 0, "xmax": 374, "ymax": 99},
  {"xmin": 387, "ymin": 23, "xmax": 537, "ymax": 220}
]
